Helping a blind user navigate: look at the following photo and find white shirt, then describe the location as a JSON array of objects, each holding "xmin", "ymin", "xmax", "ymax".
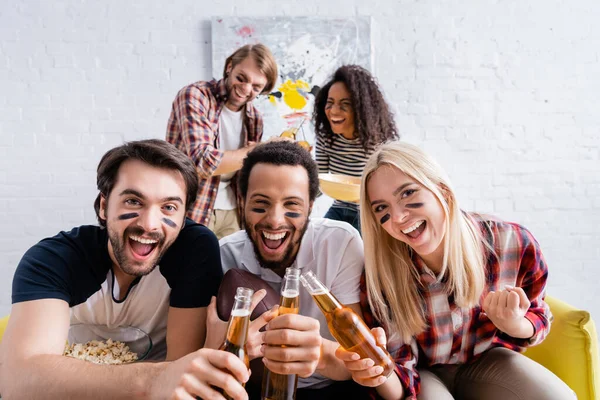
[
  {"xmin": 214, "ymin": 106, "xmax": 244, "ymax": 210},
  {"xmin": 219, "ymin": 218, "xmax": 364, "ymax": 388},
  {"xmin": 70, "ymin": 266, "xmax": 170, "ymax": 360}
]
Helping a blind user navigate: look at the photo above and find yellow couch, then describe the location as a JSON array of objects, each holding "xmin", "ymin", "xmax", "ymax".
[
  {"xmin": 0, "ymin": 315, "xmax": 8, "ymax": 344},
  {"xmin": 525, "ymin": 296, "xmax": 599, "ymax": 400}
]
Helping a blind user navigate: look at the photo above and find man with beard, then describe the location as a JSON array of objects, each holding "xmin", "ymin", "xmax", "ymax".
[
  {"xmin": 166, "ymin": 43, "xmax": 278, "ymax": 239},
  {"xmin": 0, "ymin": 140, "xmax": 254, "ymax": 400},
  {"xmin": 216, "ymin": 141, "xmax": 367, "ymax": 399}
]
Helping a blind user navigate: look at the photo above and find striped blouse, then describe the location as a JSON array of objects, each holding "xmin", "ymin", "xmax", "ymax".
[{"xmin": 315, "ymin": 134, "xmax": 375, "ymax": 210}]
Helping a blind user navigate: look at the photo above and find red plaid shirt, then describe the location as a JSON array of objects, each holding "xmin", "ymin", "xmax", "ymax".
[
  {"xmin": 166, "ymin": 79, "xmax": 263, "ymax": 225},
  {"xmin": 360, "ymin": 213, "xmax": 551, "ymax": 399}
]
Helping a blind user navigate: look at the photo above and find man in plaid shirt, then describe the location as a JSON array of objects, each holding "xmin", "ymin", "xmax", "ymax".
[{"xmin": 166, "ymin": 44, "xmax": 278, "ymax": 238}]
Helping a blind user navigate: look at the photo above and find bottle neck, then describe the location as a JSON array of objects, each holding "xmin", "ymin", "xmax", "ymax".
[
  {"xmin": 312, "ymin": 289, "xmax": 343, "ymax": 314},
  {"xmin": 300, "ymin": 270, "xmax": 343, "ymax": 314},
  {"xmin": 280, "ymin": 268, "xmax": 300, "ymax": 313},
  {"xmin": 281, "ymin": 275, "xmax": 300, "ymax": 297},
  {"xmin": 225, "ymin": 298, "xmax": 251, "ymax": 346}
]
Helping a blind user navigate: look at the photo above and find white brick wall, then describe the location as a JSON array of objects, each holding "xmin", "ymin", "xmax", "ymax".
[{"xmin": 1, "ymin": 0, "xmax": 599, "ymax": 330}]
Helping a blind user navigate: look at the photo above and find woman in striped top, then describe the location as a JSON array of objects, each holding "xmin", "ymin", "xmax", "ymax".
[{"xmin": 313, "ymin": 65, "xmax": 399, "ymax": 233}]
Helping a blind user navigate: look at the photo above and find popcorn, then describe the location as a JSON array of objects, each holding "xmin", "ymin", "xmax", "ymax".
[{"xmin": 63, "ymin": 338, "xmax": 138, "ymax": 364}]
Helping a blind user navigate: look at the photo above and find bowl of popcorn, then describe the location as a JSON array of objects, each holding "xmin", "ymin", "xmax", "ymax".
[
  {"xmin": 319, "ymin": 173, "xmax": 361, "ymax": 203},
  {"xmin": 64, "ymin": 324, "xmax": 152, "ymax": 364}
]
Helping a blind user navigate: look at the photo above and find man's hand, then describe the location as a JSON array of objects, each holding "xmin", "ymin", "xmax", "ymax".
[
  {"xmin": 154, "ymin": 348, "xmax": 250, "ymax": 400},
  {"xmin": 335, "ymin": 327, "xmax": 389, "ymax": 387},
  {"xmin": 260, "ymin": 314, "xmax": 322, "ymax": 378},
  {"xmin": 246, "ymin": 306, "xmax": 279, "ymax": 360},
  {"xmin": 482, "ymin": 285, "xmax": 534, "ymax": 338}
]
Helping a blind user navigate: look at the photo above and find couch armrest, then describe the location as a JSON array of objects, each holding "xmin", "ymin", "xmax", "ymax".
[
  {"xmin": 0, "ymin": 315, "xmax": 9, "ymax": 343},
  {"xmin": 524, "ymin": 295, "xmax": 599, "ymax": 400}
]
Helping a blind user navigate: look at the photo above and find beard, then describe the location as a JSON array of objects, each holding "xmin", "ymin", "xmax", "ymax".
[
  {"xmin": 246, "ymin": 217, "xmax": 310, "ymax": 276},
  {"xmin": 107, "ymin": 224, "xmax": 169, "ymax": 277}
]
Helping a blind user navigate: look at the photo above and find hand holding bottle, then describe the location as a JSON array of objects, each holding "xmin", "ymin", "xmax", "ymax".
[
  {"xmin": 335, "ymin": 327, "xmax": 391, "ymax": 387},
  {"xmin": 260, "ymin": 313, "xmax": 322, "ymax": 378},
  {"xmin": 276, "ymin": 118, "xmax": 312, "ymax": 151},
  {"xmin": 154, "ymin": 348, "xmax": 250, "ymax": 400},
  {"xmin": 245, "ymin": 305, "xmax": 279, "ymax": 360},
  {"xmin": 300, "ymin": 270, "xmax": 395, "ymax": 382},
  {"xmin": 261, "ymin": 267, "xmax": 301, "ymax": 400}
]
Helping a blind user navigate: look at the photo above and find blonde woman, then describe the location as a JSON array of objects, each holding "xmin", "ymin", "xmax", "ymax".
[{"xmin": 335, "ymin": 141, "xmax": 575, "ymax": 400}]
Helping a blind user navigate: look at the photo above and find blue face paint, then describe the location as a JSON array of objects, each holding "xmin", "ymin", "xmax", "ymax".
[
  {"xmin": 406, "ymin": 203, "xmax": 424, "ymax": 209},
  {"xmin": 380, "ymin": 213, "xmax": 390, "ymax": 224},
  {"xmin": 284, "ymin": 212, "xmax": 302, "ymax": 218},
  {"xmin": 118, "ymin": 213, "xmax": 139, "ymax": 220},
  {"xmin": 162, "ymin": 218, "xmax": 177, "ymax": 228},
  {"xmin": 251, "ymin": 208, "xmax": 266, "ymax": 213}
]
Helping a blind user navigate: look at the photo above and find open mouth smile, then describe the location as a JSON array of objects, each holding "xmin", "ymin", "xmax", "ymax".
[
  {"xmin": 128, "ymin": 235, "xmax": 159, "ymax": 260},
  {"xmin": 401, "ymin": 220, "xmax": 426, "ymax": 239},
  {"xmin": 260, "ymin": 230, "xmax": 290, "ymax": 256}
]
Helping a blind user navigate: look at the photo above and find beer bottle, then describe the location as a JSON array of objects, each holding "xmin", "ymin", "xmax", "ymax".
[
  {"xmin": 218, "ymin": 286, "xmax": 253, "ymax": 400},
  {"xmin": 261, "ymin": 267, "xmax": 300, "ymax": 400},
  {"xmin": 299, "ymin": 270, "xmax": 394, "ymax": 378}
]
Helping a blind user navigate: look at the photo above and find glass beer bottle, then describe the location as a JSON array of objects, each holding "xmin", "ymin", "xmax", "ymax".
[
  {"xmin": 299, "ymin": 270, "xmax": 394, "ymax": 378},
  {"xmin": 261, "ymin": 267, "xmax": 300, "ymax": 400},
  {"xmin": 218, "ymin": 286, "xmax": 254, "ymax": 400}
]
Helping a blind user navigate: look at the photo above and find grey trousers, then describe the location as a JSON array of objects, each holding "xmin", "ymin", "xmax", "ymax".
[{"xmin": 417, "ymin": 347, "xmax": 577, "ymax": 400}]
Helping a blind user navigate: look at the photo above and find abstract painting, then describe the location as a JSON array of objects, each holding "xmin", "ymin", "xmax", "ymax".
[{"xmin": 211, "ymin": 17, "xmax": 373, "ymax": 145}]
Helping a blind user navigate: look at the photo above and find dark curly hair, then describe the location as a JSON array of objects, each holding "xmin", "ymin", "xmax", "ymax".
[
  {"xmin": 94, "ymin": 139, "xmax": 198, "ymax": 227},
  {"xmin": 313, "ymin": 65, "xmax": 399, "ymax": 152},
  {"xmin": 238, "ymin": 141, "xmax": 319, "ymax": 203}
]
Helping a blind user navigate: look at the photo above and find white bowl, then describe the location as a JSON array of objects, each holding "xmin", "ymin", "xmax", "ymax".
[
  {"xmin": 319, "ymin": 173, "xmax": 361, "ymax": 203},
  {"xmin": 67, "ymin": 324, "xmax": 152, "ymax": 362}
]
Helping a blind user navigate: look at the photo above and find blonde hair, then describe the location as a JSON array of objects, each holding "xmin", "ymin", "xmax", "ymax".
[
  {"xmin": 223, "ymin": 43, "xmax": 278, "ymax": 94},
  {"xmin": 360, "ymin": 141, "xmax": 486, "ymax": 343}
]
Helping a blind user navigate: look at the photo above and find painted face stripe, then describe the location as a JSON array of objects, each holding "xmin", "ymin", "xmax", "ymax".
[
  {"xmin": 380, "ymin": 214, "xmax": 391, "ymax": 224},
  {"xmin": 118, "ymin": 213, "xmax": 139, "ymax": 220},
  {"xmin": 162, "ymin": 218, "xmax": 177, "ymax": 228}
]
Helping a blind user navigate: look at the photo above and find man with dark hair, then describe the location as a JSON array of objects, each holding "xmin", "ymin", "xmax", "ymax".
[
  {"xmin": 0, "ymin": 139, "xmax": 253, "ymax": 400},
  {"xmin": 167, "ymin": 43, "xmax": 279, "ymax": 239},
  {"xmin": 214, "ymin": 141, "xmax": 367, "ymax": 398}
]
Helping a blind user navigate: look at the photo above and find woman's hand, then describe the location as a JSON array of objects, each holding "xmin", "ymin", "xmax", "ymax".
[
  {"xmin": 483, "ymin": 285, "xmax": 534, "ymax": 338},
  {"xmin": 334, "ymin": 327, "xmax": 390, "ymax": 387}
]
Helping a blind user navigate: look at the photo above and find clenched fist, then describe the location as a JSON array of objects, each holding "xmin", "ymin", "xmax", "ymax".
[{"xmin": 482, "ymin": 285, "xmax": 534, "ymax": 339}]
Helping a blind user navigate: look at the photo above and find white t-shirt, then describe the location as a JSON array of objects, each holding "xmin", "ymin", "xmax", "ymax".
[
  {"xmin": 71, "ymin": 267, "xmax": 171, "ymax": 360},
  {"xmin": 214, "ymin": 106, "xmax": 244, "ymax": 210},
  {"xmin": 219, "ymin": 218, "xmax": 364, "ymax": 388}
]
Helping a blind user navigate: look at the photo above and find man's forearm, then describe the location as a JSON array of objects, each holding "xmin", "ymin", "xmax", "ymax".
[
  {"xmin": 213, "ymin": 146, "xmax": 254, "ymax": 176},
  {"xmin": 1, "ymin": 354, "xmax": 166, "ymax": 400},
  {"xmin": 315, "ymin": 339, "xmax": 352, "ymax": 381}
]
